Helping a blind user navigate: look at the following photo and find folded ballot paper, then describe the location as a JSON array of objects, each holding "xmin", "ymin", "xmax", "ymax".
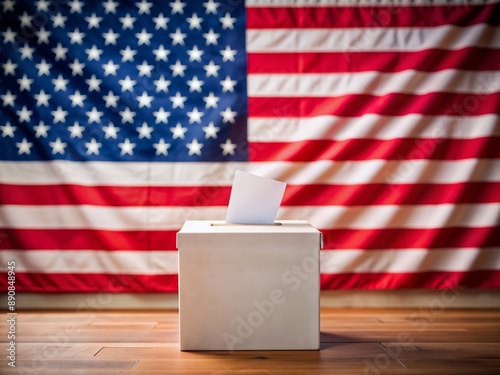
[{"xmin": 225, "ymin": 170, "xmax": 287, "ymax": 225}]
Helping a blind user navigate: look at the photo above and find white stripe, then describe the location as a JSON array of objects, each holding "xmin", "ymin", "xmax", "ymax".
[
  {"xmin": 320, "ymin": 247, "xmax": 500, "ymax": 273},
  {"xmin": 246, "ymin": 24, "xmax": 500, "ymax": 52},
  {"xmin": 246, "ymin": 0, "xmax": 497, "ymax": 7},
  {"xmin": 249, "ymin": 114, "xmax": 500, "ymax": 142},
  {"xmin": 247, "ymin": 70, "xmax": 500, "ymax": 96},
  {"xmin": 1, "ymin": 204, "xmax": 498, "ymax": 230},
  {"xmin": 280, "ymin": 204, "xmax": 500, "ymax": 230},
  {"xmin": 0, "ymin": 250, "xmax": 178, "ymax": 275},
  {"xmin": 1, "ymin": 248, "xmax": 498, "ymax": 275},
  {"xmin": 1, "ymin": 160, "xmax": 500, "ymax": 185}
]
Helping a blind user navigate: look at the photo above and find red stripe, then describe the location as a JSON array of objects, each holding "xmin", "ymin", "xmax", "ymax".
[
  {"xmin": 1, "ymin": 270, "xmax": 498, "ymax": 292},
  {"xmin": 321, "ymin": 227, "xmax": 500, "ymax": 250},
  {"xmin": 284, "ymin": 182, "xmax": 500, "ymax": 206},
  {"xmin": 2, "ymin": 181, "xmax": 499, "ymax": 206},
  {"xmin": 320, "ymin": 270, "xmax": 500, "ymax": 289},
  {"xmin": 247, "ymin": 4, "xmax": 500, "ymax": 29},
  {"xmin": 247, "ymin": 48, "xmax": 500, "ymax": 73},
  {"xmin": 0, "ymin": 229, "xmax": 178, "ymax": 251},
  {"xmin": 250, "ymin": 137, "xmax": 500, "ymax": 162},
  {"xmin": 1, "ymin": 226, "xmax": 498, "ymax": 251},
  {"xmin": 0, "ymin": 272, "xmax": 178, "ymax": 293},
  {"xmin": 249, "ymin": 93, "xmax": 500, "ymax": 117},
  {"xmin": 0, "ymin": 184, "xmax": 231, "ymax": 206}
]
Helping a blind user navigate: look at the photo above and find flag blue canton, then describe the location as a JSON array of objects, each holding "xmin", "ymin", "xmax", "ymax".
[{"xmin": 0, "ymin": 0, "xmax": 248, "ymax": 162}]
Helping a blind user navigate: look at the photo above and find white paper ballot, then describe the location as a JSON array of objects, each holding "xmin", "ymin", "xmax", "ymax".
[{"xmin": 225, "ymin": 170, "xmax": 287, "ymax": 224}]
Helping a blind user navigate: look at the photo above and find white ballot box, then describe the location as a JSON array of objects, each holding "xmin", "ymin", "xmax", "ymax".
[{"xmin": 177, "ymin": 220, "xmax": 322, "ymax": 351}]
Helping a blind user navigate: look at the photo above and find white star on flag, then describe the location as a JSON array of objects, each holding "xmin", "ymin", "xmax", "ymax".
[
  {"xmin": 19, "ymin": 44, "xmax": 35, "ymax": 60},
  {"xmin": 137, "ymin": 0, "xmax": 153, "ymax": 15},
  {"xmin": 154, "ymin": 75, "xmax": 170, "ymax": 92},
  {"xmin": 16, "ymin": 138, "xmax": 33, "ymax": 155},
  {"xmin": 136, "ymin": 29, "xmax": 153, "ymax": 45},
  {"xmin": 153, "ymin": 45, "xmax": 170, "ymax": 61},
  {"xmin": 220, "ymin": 107, "xmax": 237, "ymax": 124},
  {"xmin": 186, "ymin": 138, "xmax": 203, "ymax": 156},
  {"xmin": 86, "ymin": 45, "xmax": 103, "ymax": 61},
  {"xmin": 49, "ymin": 137, "xmax": 67, "ymax": 154},
  {"xmin": 119, "ymin": 13, "xmax": 136, "ymax": 29},
  {"xmin": 86, "ymin": 75, "xmax": 102, "ymax": 92},
  {"xmin": 103, "ymin": 91, "xmax": 119, "ymax": 108},
  {"xmin": 86, "ymin": 107, "xmax": 103, "ymax": 124},
  {"xmin": 170, "ymin": 28, "xmax": 187, "ymax": 46},
  {"xmin": 16, "ymin": 106, "xmax": 32, "ymax": 122},
  {"xmin": 85, "ymin": 138, "xmax": 101, "ymax": 155},
  {"xmin": 36, "ymin": 27, "xmax": 51, "ymax": 44},
  {"xmin": 68, "ymin": 28, "xmax": 85, "ymax": 44},
  {"xmin": 51, "ymin": 13, "xmax": 67, "ymax": 28},
  {"xmin": 187, "ymin": 107, "xmax": 203, "ymax": 124},
  {"xmin": 103, "ymin": 60, "xmax": 119, "ymax": 76},
  {"xmin": 220, "ymin": 13, "xmax": 236, "ymax": 29},
  {"xmin": 170, "ymin": 0, "xmax": 186, "ymax": 15},
  {"xmin": 0, "ymin": 122, "xmax": 16, "ymax": 137},
  {"xmin": 203, "ymin": 0, "xmax": 219, "ymax": 15},
  {"xmin": 68, "ymin": 122, "xmax": 85, "ymax": 138},
  {"xmin": 1, "ymin": 91, "xmax": 16, "ymax": 107},
  {"xmin": 153, "ymin": 13, "xmax": 169, "ymax": 30},
  {"xmin": 103, "ymin": 0, "xmax": 119, "ymax": 14},
  {"xmin": 35, "ymin": 90, "xmax": 51, "ymax": 107},
  {"xmin": 202, "ymin": 122, "xmax": 220, "ymax": 139},
  {"xmin": 203, "ymin": 29, "xmax": 219, "ymax": 45},
  {"xmin": 33, "ymin": 121, "xmax": 50, "ymax": 138},
  {"xmin": 52, "ymin": 106, "xmax": 68, "ymax": 123},
  {"xmin": 68, "ymin": 0, "xmax": 84, "ymax": 14},
  {"xmin": 220, "ymin": 139, "xmax": 237, "ymax": 156},
  {"xmin": 119, "ymin": 107, "xmax": 136, "ymax": 124},
  {"xmin": 52, "ymin": 75, "xmax": 69, "ymax": 92},
  {"xmin": 69, "ymin": 91, "xmax": 86, "ymax": 107},
  {"xmin": 18, "ymin": 74, "xmax": 33, "ymax": 91},
  {"xmin": 137, "ymin": 92, "xmax": 154, "ymax": 108},
  {"xmin": 3, "ymin": 59, "xmax": 17, "ymax": 75},
  {"xmin": 102, "ymin": 123, "xmax": 120, "ymax": 139},
  {"xmin": 52, "ymin": 43, "xmax": 68, "ymax": 61},
  {"xmin": 170, "ymin": 92, "xmax": 187, "ymax": 108},
  {"xmin": 153, "ymin": 138, "xmax": 171, "ymax": 155},
  {"xmin": 187, "ymin": 13, "xmax": 202, "ymax": 30},
  {"xmin": 153, "ymin": 107, "xmax": 170, "ymax": 124},
  {"xmin": 119, "ymin": 76, "xmax": 136, "ymax": 92},
  {"xmin": 118, "ymin": 138, "xmax": 136, "ymax": 155},
  {"xmin": 170, "ymin": 123, "xmax": 187, "ymax": 139},
  {"xmin": 203, "ymin": 92, "xmax": 219, "ymax": 108},
  {"xmin": 187, "ymin": 76, "xmax": 204, "ymax": 93},
  {"xmin": 136, "ymin": 122, "xmax": 154, "ymax": 139},
  {"xmin": 103, "ymin": 29, "xmax": 119, "ymax": 45},
  {"xmin": 36, "ymin": 59, "xmax": 52, "ymax": 76},
  {"xmin": 69, "ymin": 59, "xmax": 85, "ymax": 76}
]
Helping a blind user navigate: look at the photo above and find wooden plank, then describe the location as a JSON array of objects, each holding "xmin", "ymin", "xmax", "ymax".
[
  {"xmin": 411, "ymin": 342, "xmax": 500, "ymax": 351},
  {"xmin": 1, "ymin": 308, "xmax": 499, "ymax": 375},
  {"xmin": 95, "ymin": 342, "xmax": 393, "ymax": 360},
  {"xmin": 0, "ymin": 359, "xmax": 135, "ymax": 374},
  {"xmin": 0, "ymin": 369, "xmax": 121, "ymax": 375},
  {"xmin": 129, "ymin": 358, "xmax": 404, "ymax": 372}
]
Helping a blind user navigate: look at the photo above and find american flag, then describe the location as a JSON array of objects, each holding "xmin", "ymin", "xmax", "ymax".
[{"xmin": 0, "ymin": 0, "xmax": 499, "ymax": 293}]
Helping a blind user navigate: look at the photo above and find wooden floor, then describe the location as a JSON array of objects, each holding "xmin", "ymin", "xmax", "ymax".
[{"xmin": 1, "ymin": 309, "xmax": 500, "ymax": 374}]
